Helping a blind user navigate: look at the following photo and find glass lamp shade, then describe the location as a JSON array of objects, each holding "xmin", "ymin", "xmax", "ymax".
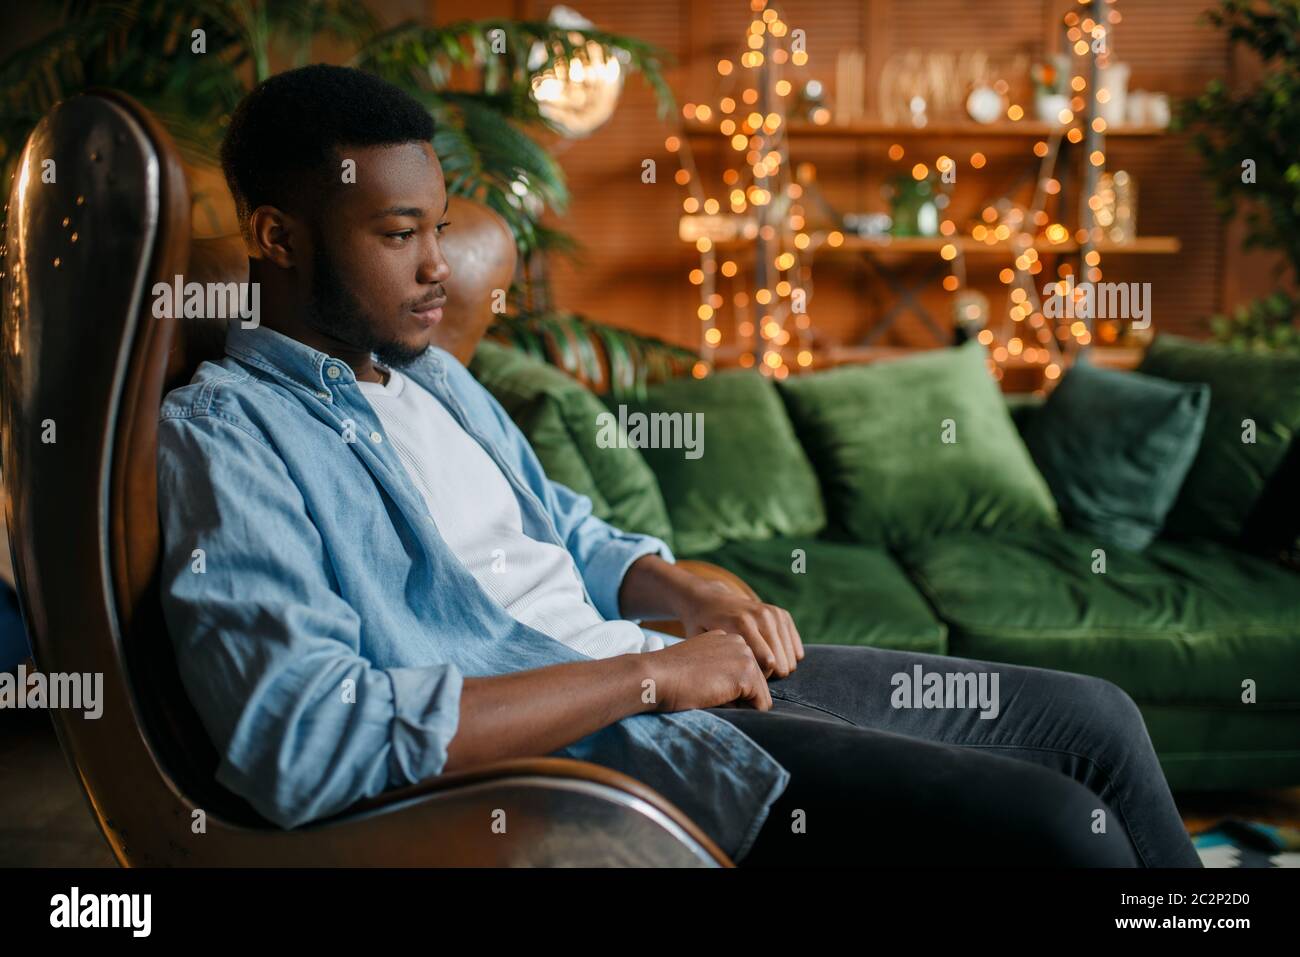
[{"xmin": 529, "ymin": 37, "xmax": 625, "ymax": 138}]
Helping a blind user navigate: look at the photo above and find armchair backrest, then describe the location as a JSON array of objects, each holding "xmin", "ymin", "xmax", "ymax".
[{"xmin": 0, "ymin": 90, "xmax": 524, "ymax": 857}]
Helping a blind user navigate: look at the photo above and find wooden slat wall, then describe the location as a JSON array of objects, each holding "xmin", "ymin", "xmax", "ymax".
[{"xmin": 430, "ymin": 0, "xmax": 1269, "ymax": 352}]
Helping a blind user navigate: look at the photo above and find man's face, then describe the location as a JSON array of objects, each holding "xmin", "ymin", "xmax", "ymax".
[{"xmin": 303, "ymin": 141, "xmax": 451, "ymax": 368}]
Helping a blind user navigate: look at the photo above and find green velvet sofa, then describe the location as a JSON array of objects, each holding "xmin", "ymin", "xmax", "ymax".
[{"xmin": 468, "ymin": 317, "xmax": 1300, "ymax": 792}]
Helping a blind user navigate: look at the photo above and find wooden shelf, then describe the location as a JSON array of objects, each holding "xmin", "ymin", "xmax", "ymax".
[
  {"xmin": 710, "ymin": 235, "xmax": 1182, "ymax": 255},
  {"xmin": 682, "ymin": 119, "xmax": 1171, "ymax": 141},
  {"xmin": 711, "ymin": 345, "xmax": 1144, "ymax": 373}
]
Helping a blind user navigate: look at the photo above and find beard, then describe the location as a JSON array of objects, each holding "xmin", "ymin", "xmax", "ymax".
[{"xmin": 304, "ymin": 239, "xmax": 429, "ymax": 369}]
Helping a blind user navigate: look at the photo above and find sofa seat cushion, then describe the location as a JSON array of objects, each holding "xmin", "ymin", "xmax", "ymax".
[
  {"xmin": 900, "ymin": 528, "xmax": 1300, "ymax": 706},
  {"xmin": 694, "ymin": 536, "xmax": 947, "ymax": 653}
]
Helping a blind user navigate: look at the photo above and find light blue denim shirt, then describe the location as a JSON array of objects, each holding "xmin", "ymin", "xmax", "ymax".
[{"xmin": 156, "ymin": 318, "xmax": 789, "ymax": 860}]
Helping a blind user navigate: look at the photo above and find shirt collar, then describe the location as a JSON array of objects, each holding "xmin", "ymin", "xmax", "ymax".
[{"xmin": 223, "ymin": 318, "xmax": 443, "ymax": 396}]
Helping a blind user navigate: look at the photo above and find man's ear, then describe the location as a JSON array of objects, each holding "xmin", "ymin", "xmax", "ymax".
[{"xmin": 247, "ymin": 205, "xmax": 302, "ymax": 269}]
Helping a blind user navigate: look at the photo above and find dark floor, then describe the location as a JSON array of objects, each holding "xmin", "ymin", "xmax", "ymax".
[
  {"xmin": 2, "ymin": 692, "xmax": 1298, "ymax": 867},
  {"xmin": 1, "ymin": 707, "xmax": 116, "ymax": 866}
]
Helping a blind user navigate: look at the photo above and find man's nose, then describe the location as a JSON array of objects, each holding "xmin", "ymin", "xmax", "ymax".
[{"xmin": 418, "ymin": 243, "xmax": 451, "ymax": 286}]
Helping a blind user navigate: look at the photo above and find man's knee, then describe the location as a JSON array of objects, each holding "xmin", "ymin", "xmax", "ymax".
[
  {"xmin": 1028, "ymin": 774, "xmax": 1140, "ymax": 867},
  {"xmin": 1081, "ymin": 674, "xmax": 1150, "ymax": 743}
]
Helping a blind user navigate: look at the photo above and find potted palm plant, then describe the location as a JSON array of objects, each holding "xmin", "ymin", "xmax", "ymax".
[{"xmin": 0, "ymin": 0, "xmax": 672, "ymax": 263}]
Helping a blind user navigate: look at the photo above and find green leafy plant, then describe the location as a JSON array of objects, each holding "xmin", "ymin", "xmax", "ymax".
[
  {"xmin": 1175, "ymin": 0, "xmax": 1300, "ymax": 351},
  {"xmin": 1209, "ymin": 291, "xmax": 1300, "ymax": 352},
  {"xmin": 0, "ymin": 0, "xmax": 673, "ymax": 259}
]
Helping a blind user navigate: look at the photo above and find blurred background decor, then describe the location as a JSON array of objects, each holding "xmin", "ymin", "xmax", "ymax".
[
  {"xmin": 1176, "ymin": 0, "xmax": 1300, "ymax": 353},
  {"xmin": 668, "ymin": 2, "xmax": 819, "ymax": 375},
  {"xmin": 0, "ymin": 0, "xmax": 672, "ymax": 304}
]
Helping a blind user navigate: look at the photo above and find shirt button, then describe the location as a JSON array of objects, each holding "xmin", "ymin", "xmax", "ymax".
[
  {"xmin": 326, "ymin": 365, "xmax": 341, "ymax": 379},
  {"xmin": 316, "ymin": 390, "xmax": 330, "ymax": 399},
  {"xmin": 370, "ymin": 431, "xmax": 383, "ymax": 443}
]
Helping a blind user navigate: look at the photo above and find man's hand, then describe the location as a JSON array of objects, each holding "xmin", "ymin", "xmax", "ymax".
[
  {"xmin": 618, "ymin": 554, "xmax": 805, "ymax": 677},
  {"xmin": 643, "ymin": 630, "xmax": 772, "ymax": 712},
  {"xmin": 675, "ymin": 579, "xmax": 805, "ymax": 679}
]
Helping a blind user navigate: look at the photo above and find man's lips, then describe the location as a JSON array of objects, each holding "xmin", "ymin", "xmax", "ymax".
[{"xmin": 409, "ymin": 298, "xmax": 446, "ymax": 325}]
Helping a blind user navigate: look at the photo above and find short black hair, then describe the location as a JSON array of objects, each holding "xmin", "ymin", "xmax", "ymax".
[{"xmin": 220, "ymin": 64, "xmax": 435, "ymax": 239}]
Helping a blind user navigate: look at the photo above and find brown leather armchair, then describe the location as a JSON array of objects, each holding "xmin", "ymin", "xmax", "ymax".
[{"xmin": 0, "ymin": 91, "xmax": 755, "ymax": 866}]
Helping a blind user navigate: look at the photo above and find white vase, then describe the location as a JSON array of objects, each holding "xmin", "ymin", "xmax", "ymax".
[
  {"xmin": 1035, "ymin": 92, "xmax": 1071, "ymax": 125},
  {"xmin": 1096, "ymin": 62, "xmax": 1130, "ymax": 127}
]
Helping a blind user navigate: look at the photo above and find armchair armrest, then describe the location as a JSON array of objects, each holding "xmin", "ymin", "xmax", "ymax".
[
  {"xmin": 639, "ymin": 559, "xmax": 759, "ymax": 638},
  {"xmin": 230, "ymin": 757, "xmax": 730, "ymax": 867}
]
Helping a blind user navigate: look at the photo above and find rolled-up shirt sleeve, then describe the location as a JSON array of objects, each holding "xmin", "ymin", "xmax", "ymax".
[{"xmin": 156, "ymin": 411, "xmax": 463, "ymax": 829}]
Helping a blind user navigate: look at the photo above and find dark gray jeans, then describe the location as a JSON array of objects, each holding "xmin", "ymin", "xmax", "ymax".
[{"xmin": 708, "ymin": 644, "xmax": 1203, "ymax": 868}]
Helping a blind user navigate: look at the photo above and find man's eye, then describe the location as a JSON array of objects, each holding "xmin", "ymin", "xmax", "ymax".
[
  {"xmin": 387, "ymin": 230, "xmax": 416, "ymax": 242},
  {"xmin": 436, "ymin": 221, "xmax": 451, "ymax": 235}
]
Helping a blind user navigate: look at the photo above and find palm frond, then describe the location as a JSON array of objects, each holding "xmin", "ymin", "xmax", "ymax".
[{"xmin": 2, "ymin": 1, "xmax": 674, "ymax": 294}]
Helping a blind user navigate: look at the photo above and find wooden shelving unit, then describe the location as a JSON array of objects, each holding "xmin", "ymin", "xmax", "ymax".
[
  {"xmin": 684, "ymin": 119, "xmax": 1171, "ymax": 141},
  {"xmin": 689, "ymin": 105, "xmax": 1179, "ymax": 372},
  {"xmin": 817, "ymin": 344, "xmax": 1145, "ymax": 371},
  {"xmin": 685, "ymin": 115, "xmax": 1181, "ymax": 267},
  {"xmin": 713, "ymin": 235, "xmax": 1181, "ymax": 255},
  {"xmin": 710, "ymin": 342, "xmax": 1146, "ymax": 372}
]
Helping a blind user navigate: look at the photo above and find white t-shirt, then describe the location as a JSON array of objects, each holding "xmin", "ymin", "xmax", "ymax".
[{"xmin": 357, "ymin": 363, "xmax": 665, "ymax": 658}]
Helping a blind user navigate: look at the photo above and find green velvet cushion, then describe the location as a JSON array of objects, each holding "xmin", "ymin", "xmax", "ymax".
[
  {"xmin": 777, "ymin": 340, "xmax": 1060, "ymax": 549},
  {"xmin": 468, "ymin": 340, "xmax": 675, "ymax": 547},
  {"xmin": 511, "ymin": 393, "xmax": 611, "ymax": 515},
  {"xmin": 1137, "ymin": 334, "xmax": 1300, "ymax": 547},
  {"xmin": 693, "ymin": 536, "xmax": 946, "ymax": 653},
  {"xmin": 608, "ymin": 370, "xmax": 827, "ymax": 556},
  {"xmin": 900, "ymin": 527, "xmax": 1300, "ymax": 706},
  {"xmin": 1021, "ymin": 358, "xmax": 1210, "ymax": 551}
]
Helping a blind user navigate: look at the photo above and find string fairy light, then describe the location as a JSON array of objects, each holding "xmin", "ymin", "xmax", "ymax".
[
  {"xmin": 938, "ymin": 0, "xmax": 1117, "ymax": 388},
  {"xmin": 669, "ymin": 0, "xmax": 813, "ymax": 377}
]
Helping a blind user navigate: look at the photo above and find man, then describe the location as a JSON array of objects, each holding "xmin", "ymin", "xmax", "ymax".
[{"xmin": 157, "ymin": 65, "xmax": 1201, "ymax": 867}]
